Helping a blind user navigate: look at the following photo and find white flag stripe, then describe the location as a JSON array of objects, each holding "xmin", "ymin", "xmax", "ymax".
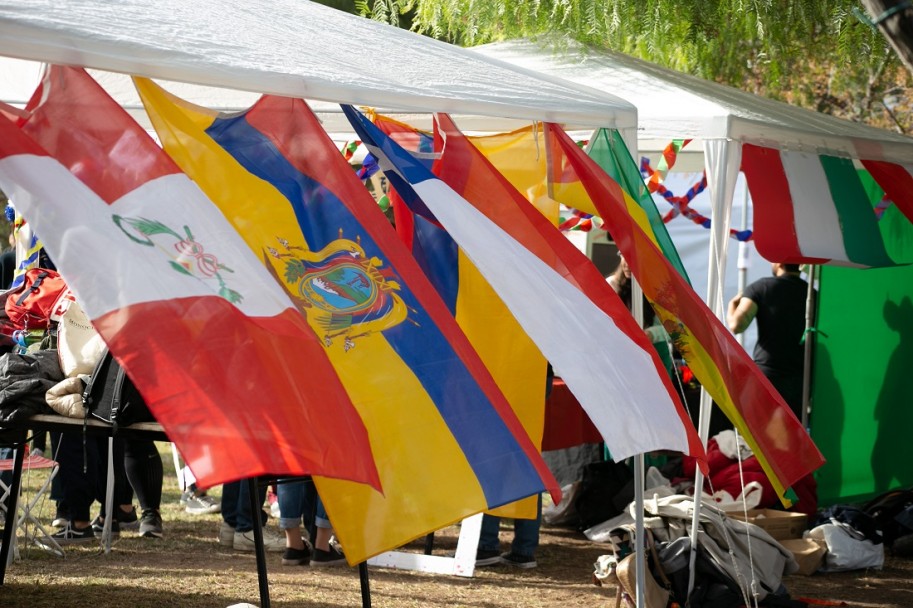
[
  {"xmin": 410, "ymin": 178, "xmax": 689, "ymax": 460},
  {"xmin": 781, "ymin": 149, "xmax": 849, "ymax": 262},
  {"xmin": 0, "ymin": 154, "xmax": 296, "ymax": 320}
]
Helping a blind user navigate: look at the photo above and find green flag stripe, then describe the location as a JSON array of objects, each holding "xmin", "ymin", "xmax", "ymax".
[
  {"xmin": 819, "ymin": 155, "xmax": 894, "ymax": 267},
  {"xmin": 587, "ymin": 128, "xmax": 691, "ymax": 284}
]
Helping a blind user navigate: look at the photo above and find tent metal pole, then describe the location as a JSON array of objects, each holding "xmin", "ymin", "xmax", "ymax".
[
  {"xmin": 689, "ymin": 138, "xmax": 739, "ymax": 599},
  {"xmin": 629, "ymin": 278, "xmax": 647, "ymax": 608},
  {"xmin": 801, "ymin": 265, "xmax": 818, "ymax": 430},
  {"xmin": 735, "ymin": 182, "xmax": 750, "ymax": 347},
  {"xmin": 633, "ymin": 454, "xmax": 646, "ymax": 608}
]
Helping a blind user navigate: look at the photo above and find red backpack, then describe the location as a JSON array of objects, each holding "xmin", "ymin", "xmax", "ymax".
[{"xmin": 4, "ymin": 268, "xmax": 68, "ymax": 330}]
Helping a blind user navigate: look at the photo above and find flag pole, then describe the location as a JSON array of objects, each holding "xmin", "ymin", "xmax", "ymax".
[
  {"xmin": 801, "ymin": 264, "xmax": 818, "ymax": 430},
  {"xmin": 631, "ymin": 278, "xmax": 647, "ymax": 608},
  {"xmin": 688, "ymin": 139, "xmax": 739, "ymax": 598}
]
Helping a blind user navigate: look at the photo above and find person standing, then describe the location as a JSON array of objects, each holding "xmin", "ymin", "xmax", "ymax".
[
  {"xmin": 475, "ymin": 365, "xmax": 553, "ymax": 569},
  {"xmin": 727, "ymin": 262, "xmax": 812, "ymax": 420}
]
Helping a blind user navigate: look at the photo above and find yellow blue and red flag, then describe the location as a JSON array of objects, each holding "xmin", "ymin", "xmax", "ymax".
[
  {"xmin": 371, "ymin": 113, "xmax": 548, "ymax": 520},
  {"xmin": 135, "ymin": 79, "xmax": 560, "ymax": 563},
  {"xmin": 347, "ymin": 106, "xmax": 708, "ymax": 468}
]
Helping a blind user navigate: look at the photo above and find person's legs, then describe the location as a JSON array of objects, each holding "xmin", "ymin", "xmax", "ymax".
[
  {"xmin": 277, "ymin": 479, "xmax": 311, "ymax": 565},
  {"xmin": 124, "ymin": 439, "xmax": 164, "ymax": 538},
  {"xmin": 232, "ymin": 479, "xmax": 283, "ymax": 553},
  {"xmin": 92, "ymin": 437, "xmax": 136, "ymax": 536},
  {"xmin": 51, "ymin": 431, "xmax": 97, "ymax": 543},
  {"xmin": 311, "ymin": 495, "xmax": 345, "ymax": 566},
  {"xmin": 505, "ymin": 495, "xmax": 541, "ymax": 568},
  {"xmin": 475, "ymin": 514, "xmax": 503, "ymax": 566},
  {"xmin": 479, "ymin": 514, "xmax": 501, "ymax": 551},
  {"xmin": 277, "ymin": 479, "xmax": 307, "ymax": 543},
  {"xmin": 218, "ymin": 480, "xmax": 241, "ymax": 547}
]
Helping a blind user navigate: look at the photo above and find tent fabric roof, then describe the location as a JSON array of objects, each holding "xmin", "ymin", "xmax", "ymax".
[
  {"xmin": 0, "ymin": 0, "xmax": 636, "ymax": 133},
  {"xmin": 472, "ymin": 38, "xmax": 913, "ymax": 164}
]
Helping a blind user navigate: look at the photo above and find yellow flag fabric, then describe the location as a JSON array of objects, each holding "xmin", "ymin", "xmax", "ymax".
[{"xmin": 136, "ymin": 79, "xmax": 560, "ymax": 562}]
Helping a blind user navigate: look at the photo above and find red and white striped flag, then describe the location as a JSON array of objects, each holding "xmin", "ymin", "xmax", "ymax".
[{"xmin": 0, "ymin": 66, "xmax": 380, "ymax": 490}]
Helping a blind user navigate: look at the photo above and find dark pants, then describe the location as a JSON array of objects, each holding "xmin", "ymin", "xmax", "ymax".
[{"xmin": 758, "ymin": 365, "xmax": 804, "ymax": 421}]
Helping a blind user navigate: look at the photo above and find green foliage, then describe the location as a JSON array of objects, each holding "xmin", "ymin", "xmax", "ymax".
[{"xmin": 359, "ymin": 0, "xmax": 913, "ymax": 128}]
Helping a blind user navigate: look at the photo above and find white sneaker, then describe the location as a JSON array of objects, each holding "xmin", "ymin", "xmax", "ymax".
[
  {"xmin": 218, "ymin": 522, "xmax": 235, "ymax": 547},
  {"xmin": 233, "ymin": 528, "xmax": 285, "ymax": 552}
]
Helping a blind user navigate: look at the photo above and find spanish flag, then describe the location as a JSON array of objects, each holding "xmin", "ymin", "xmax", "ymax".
[{"xmin": 546, "ymin": 124, "xmax": 825, "ymax": 503}]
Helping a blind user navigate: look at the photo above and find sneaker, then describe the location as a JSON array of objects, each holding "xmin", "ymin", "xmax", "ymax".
[
  {"xmin": 139, "ymin": 509, "xmax": 163, "ymax": 538},
  {"xmin": 183, "ymin": 492, "xmax": 221, "ymax": 515},
  {"xmin": 90, "ymin": 516, "xmax": 120, "ymax": 538},
  {"xmin": 281, "ymin": 545, "xmax": 311, "ymax": 566},
  {"xmin": 218, "ymin": 521, "xmax": 236, "ymax": 546},
  {"xmin": 52, "ymin": 505, "xmax": 70, "ymax": 528},
  {"xmin": 475, "ymin": 548, "xmax": 503, "ymax": 566},
  {"xmin": 233, "ymin": 528, "xmax": 286, "ymax": 552},
  {"xmin": 500, "ymin": 551, "xmax": 537, "ymax": 569},
  {"xmin": 50, "ymin": 523, "xmax": 96, "ymax": 545},
  {"xmin": 117, "ymin": 506, "xmax": 139, "ymax": 530},
  {"xmin": 311, "ymin": 546, "xmax": 346, "ymax": 567}
]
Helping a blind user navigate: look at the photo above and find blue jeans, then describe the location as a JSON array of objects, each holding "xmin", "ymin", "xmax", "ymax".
[
  {"xmin": 276, "ymin": 479, "xmax": 330, "ymax": 531},
  {"xmin": 221, "ymin": 479, "xmax": 266, "ymax": 533},
  {"xmin": 0, "ymin": 446, "xmax": 13, "ymax": 488},
  {"xmin": 479, "ymin": 494, "xmax": 542, "ymax": 557}
]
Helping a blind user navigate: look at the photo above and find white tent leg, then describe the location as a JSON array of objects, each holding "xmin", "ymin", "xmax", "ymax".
[{"xmin": 688, "ymin": 138, "xmax": 742, "ymax": 598}]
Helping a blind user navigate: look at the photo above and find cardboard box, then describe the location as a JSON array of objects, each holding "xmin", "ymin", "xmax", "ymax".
[
  {"xmin": 729, "ymin": 509, "xmax": 808, "ymax": 540},
  {"xmin": 780, "ymin": 538, "xmax": 827, "ymax": 575}
]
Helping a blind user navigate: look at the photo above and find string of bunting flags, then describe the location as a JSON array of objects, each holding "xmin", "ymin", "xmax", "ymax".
[
  {"xmin": 640, "ymin": 157, "xmax": 753, "ymax": 243},
  {"xmin": 344, "ymin": 137, "xmax": 893, "ymax": 240}
]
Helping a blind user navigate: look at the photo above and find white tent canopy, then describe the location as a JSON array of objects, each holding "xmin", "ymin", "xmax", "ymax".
[
  {"xmin": 472, "ymin": 37, "xmax": 913, "ymax": 315},
  {"xmin": 472, "ymin": 37, "xmax": 913, "ymax": 164},
  {"xmin": 0, "ymin": 0, "xmax": 637, "ymax": 135}
]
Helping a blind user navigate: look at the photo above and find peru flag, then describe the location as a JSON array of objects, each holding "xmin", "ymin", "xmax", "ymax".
[{"xmin": 0, "ymin": 66, "xmax": 379, "ymax": 491}]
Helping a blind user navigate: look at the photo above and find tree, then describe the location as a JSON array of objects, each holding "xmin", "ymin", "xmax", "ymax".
[
  {"xmin": 860, "ymin": 0, "xmax": 913, "ymax": 76},
  {"xmin": 358, "ymin": 0, "xmax": 912, "ymax": 130}
]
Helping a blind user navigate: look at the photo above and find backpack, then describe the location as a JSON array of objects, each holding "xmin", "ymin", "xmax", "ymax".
[
  {"xmin": 862, "ymin": 489, "xmax": 913, "ymax": 546},
  {"xmin": 4, "ymin": 268, "xmax": 67, "ymax": 330},
  {"xmin": 82, "ymin": 347, "xmax": 155, "ymax": 431},
  {"xmin": 659, "ymin": 536, "xmax": 745, "ymax": 608}
]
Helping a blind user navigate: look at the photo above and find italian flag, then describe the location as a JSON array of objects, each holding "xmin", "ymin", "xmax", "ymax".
[
  {"xmin": 742, "ymin": 143, "xmax": 896, "ymax": 268},
  {"xmin": 859, "ymin": 159, "xmax": 913, "ymax": 226}
]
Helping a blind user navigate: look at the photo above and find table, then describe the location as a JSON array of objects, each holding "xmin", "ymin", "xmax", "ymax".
[{"xmin": 0, "ymin": 415, "xmax": 298, "ymax": 603}]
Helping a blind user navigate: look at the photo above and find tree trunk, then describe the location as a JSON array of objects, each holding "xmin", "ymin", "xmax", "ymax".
[{"xmin": 862, "ymin": 0, "xmax": 913, "ymax": 76}]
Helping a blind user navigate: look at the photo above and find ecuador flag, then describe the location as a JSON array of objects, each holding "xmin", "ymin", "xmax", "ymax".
[{"xmin": 136, "ymin": 79, "xmax": 559, "ymax": 563}]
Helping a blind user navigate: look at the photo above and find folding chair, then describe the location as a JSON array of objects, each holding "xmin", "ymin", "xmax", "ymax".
[{"xmin": 0, "ymin": 443, "xmax": 64, "ymax": 564}]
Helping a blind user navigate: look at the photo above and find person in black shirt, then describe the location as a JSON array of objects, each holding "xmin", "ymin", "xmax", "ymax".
[{"xmin": 726, "ymin": 262, "xmax": 812, "ymax": 420}]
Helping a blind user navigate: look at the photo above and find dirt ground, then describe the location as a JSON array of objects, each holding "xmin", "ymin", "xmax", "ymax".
[
  {"xmin": 3, "ymin": 449, "xmax": 912, "ymax": 608},
  {"xmin": 4, "ymin": 512, "xmax": 913, "ymax": 607}
]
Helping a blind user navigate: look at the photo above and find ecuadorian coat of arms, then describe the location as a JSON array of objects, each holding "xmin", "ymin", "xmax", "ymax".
[{"xmin": 269, "ymin": 235, "xmax": 412, "ymax": 351}]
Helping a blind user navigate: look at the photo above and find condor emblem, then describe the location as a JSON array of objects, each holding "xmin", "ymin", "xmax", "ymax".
[{"xmin": 270, "ymin": 235, "xmax": 412, "ymax": 351}]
